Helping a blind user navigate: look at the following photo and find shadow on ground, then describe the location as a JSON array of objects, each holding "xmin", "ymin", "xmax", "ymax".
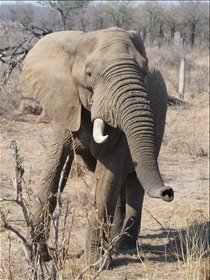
[{"xmin": 111, "ymin": 221, "xmax": 210, "ymax": 268}]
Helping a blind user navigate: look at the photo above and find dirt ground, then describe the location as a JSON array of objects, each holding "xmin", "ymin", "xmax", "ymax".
[{"xmin": 0, "ymin": 91, "xmax": 209, "ymax": 279}]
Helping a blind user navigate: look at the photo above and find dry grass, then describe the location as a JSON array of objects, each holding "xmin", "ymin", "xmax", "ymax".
[
  {"xmin": 163, "ymin": 103, "xmax": 209, "ymax": 157},
  {"xmin": 0, "ymin": 44, "xmax": 209, "ymax": 279},
  {"xmin": 175, "ymin": 219, "xmax": 209, "ymax": 280},
  {"xmin": 146, "ymin": 45, "xmax": 209, "ymax": 98}
]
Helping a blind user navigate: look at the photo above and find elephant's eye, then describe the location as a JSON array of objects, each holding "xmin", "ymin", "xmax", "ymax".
[
  {"xmin": 86, "ymin": 67, "xmax": 92, "ymax": 78},
  {"xmin": 86, "ymin": 71, "xmax": 91, "ymax": 78}
]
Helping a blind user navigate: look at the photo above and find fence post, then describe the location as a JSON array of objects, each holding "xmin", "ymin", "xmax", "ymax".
[{"xmin": 179, "ymin": 57, "xmax": 186, "ymax": 99}]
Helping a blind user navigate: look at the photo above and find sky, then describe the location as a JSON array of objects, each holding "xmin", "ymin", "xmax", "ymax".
[
  {"xmin": 1, "ymin": 0, "xmax": 201, "ymax": 6},
  {"xmin": 0, "ymin": 0, "xmax": 150, "ymax": 5},
  {"xmin": 0, "ymin": 0, "xmax": 39, "ymax": 4},
  {"xmin": 0, "ymin": 1, "xmax": 133, "ymax": 6},
  {"xmin": 1, "ymin": 0, "xmax": 105, "ymax": 4}
]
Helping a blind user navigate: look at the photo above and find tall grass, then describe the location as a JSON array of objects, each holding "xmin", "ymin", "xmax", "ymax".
[{"xmin": 175, "ymin": 218, "xmax": 209, "ymax": 280}]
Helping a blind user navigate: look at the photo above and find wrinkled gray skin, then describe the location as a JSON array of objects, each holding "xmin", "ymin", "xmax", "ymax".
[{"xmin": 20, "ymin": 27, "xmax": 174, "ymax": 263}]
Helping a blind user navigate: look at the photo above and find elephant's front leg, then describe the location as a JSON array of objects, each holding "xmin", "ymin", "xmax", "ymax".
[
  {"xmin": 115, "ymin": 172, "xmax": 144, "ymax": 253},
  {"xmin": 30, "ymin": 124, "xmax": 73, "ymax": 261},
  {"xmin": 111, "ymin": 184, "xmax": 126, "ymax": 238},
  {"xmin": 85, "ymin": 160, "xmax": 127, "ymax": 264}
]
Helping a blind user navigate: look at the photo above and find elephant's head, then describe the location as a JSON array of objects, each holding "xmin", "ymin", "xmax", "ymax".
[{"xmin": 20, "ymin": 27, "xmax": 174, "ymax": 202}]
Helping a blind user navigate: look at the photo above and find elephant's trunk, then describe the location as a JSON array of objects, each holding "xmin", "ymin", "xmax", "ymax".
[
  {"xmin": 118, "ymin": 83, "xmax": 173, "ymax": 202},
  {"xmin": 120, "ymin": 99, "xmax": 173, "ymax": 201},
  {"xmin": 93, "ymin": 62, "xmax": 173, "ymax": 202}
]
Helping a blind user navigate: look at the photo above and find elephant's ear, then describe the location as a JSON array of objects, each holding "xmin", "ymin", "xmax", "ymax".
[
  {"xmin": 147, "ymin": 68, "xmax": 168, "ymax": 108},
  {"xmin": 146, "ymin": 68, "xmax": 168, "ymax": 156},
  {"xmin": 128, "ymin": 30, "xmax": 149, "ymax": 74},
  {"xmin": 20, "ymin": 31, "xmax": 83, "ymax": 131}
]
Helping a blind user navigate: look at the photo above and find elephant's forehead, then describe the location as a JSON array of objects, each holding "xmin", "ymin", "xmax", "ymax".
[
  {"xmin": 99, "ymin": 37, "xmax": 133, "ymax": 50},
  {"xmin": 82, "ymin": 28, "xmax": 133, "ymax": 48}
]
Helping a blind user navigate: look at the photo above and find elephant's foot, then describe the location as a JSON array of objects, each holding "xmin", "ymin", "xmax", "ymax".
[{"xmin": 114, "ymin": 234, "xmax": 137, "ymax": 254}]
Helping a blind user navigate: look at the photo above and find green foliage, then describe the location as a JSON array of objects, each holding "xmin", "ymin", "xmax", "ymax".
[
  {"xmin": 10, "ymin": 139, "xmax": 24, "ymax": 174},
  {"xmin": 0, "ymin": 203, "xmax": 10, "ymax": 224},
  {"xmin": 49, "ymin": 192, "xmax": 62, "ymax": 198}
]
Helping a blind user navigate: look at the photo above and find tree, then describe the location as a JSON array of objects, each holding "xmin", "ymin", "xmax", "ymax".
[
  {"xmin": 161, "ymin": 2, "xmax": 181, "ymax": 45},
  {"xmin": 103, "ymin": 1, "xmax": 134, "ymax": 30},
  {"xmin": 84, "ymin": 3, "xmax": 110, "ymax": 31},
  {"xmin": 179, "ymin": 1, "xmax": 209, "ymax": 48},
  {"xmin": 38, "ymin": 0, "xmax": 92, "ymax": 30},
  {"xmin": 141, "ymin": 1, "xmax": 165, "ymax": 45}
]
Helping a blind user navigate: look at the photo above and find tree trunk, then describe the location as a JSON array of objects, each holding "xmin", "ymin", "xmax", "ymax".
[
  {"xmin": 190, "ymin": 22, "xmax": 196, "ymax": 49},
  {"xmin": 57, "ymin": 8, "xmax": 67, "ymax": 31},
  {"xmin": 170, "ymin": 26, "xmax": 175, "ymax": 45}
]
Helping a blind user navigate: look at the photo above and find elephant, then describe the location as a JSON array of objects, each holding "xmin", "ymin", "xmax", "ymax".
[{"xmin": 20, "ymin": 27, "xmax": 174, "ymax": 264}]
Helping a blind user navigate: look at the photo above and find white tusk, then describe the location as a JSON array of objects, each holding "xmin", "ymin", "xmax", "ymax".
[{"xmin": 93, "ymin": 118, "xmax": 109, "ymax": 144}]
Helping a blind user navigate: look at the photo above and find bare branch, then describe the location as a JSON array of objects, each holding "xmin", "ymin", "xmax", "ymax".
[
  {"xmin": 0, "ymin": 209, "xmax": 27, "ymax": 244},
  {"xmin": 0, "ymin": 23, "xmax": 52, "ymax": 85}
]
